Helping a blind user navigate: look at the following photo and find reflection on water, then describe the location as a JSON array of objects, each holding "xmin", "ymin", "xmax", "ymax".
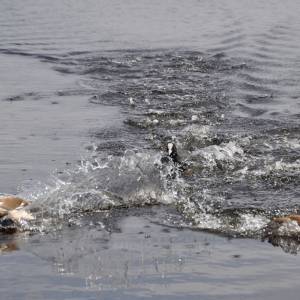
[
  {"xmin": 1, "ymin": 212, "xmax": 300, "ymax": 299},
  {"xmin": 0, "ymin": 241, "xmax": 18, "ymax": 253}
]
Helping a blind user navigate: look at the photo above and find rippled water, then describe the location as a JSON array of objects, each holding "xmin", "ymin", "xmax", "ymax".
[{"xmin": 1, "ymin": 0, "xmax": 300, "ymax": 297}]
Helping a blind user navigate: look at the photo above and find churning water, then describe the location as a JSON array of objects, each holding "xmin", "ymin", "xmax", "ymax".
[{"xmin": 0, "ymin": 1, "xmax": 300, "ymax": 251}]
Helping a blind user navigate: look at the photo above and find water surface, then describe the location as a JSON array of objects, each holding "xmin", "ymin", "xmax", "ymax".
[{"xmin": 0, "ymin": 0, "xmax": 300, "ymax": 298}]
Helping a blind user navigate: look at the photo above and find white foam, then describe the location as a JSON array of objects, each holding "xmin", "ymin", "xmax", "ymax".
[{"xmin": 277, "ymin": 221, "xmax": 300, "ymax": 237}]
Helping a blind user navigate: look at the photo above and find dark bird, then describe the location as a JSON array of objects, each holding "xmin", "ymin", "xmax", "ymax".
[{"xmin": 167, "ymin": 142, "xmax": 179, "ymax": 164}]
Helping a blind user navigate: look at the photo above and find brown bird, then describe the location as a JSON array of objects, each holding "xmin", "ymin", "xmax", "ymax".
[
  {"xmin": 272, "ymin": 215, "xmax": 300, "ymax": 226},
  {"xmin": 0, "ymin": 195, "xmax": 33, "ymax": 222}
]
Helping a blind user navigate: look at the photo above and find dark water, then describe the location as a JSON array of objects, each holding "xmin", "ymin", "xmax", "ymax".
[{"xmin": 1, "ymin": 0, "xmax": 300, "ymax": 298}]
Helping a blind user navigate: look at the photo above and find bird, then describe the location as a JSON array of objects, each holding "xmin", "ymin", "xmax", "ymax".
[
  {"xmin": 262, "ymin": 214, "xmax": 300, "ymax": 246},
  {"xmin": 167, "ymin": 142, "xmax": 179, "ymax": 164},
  {"xmin": 0, "ymin": 195, "xmax": 33, "ymax": 224},
  {"xmin": 272, "ymin": 215, "xmax": 300, "ymax": 226},
  {"xmin": 162, "ymin": 142, "xmax": 193, "ymax": 177}
]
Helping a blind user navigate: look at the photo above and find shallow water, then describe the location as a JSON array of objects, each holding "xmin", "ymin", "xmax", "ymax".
[
  {"xmin": 0, "ymin": 0, "xmax": 300, "ymax": 298},
  {"xmin": 0, "ymin": 54, "xmax": 121, "ymax": 193},
  {"xmin": 2, "ymin": 212, "xmax": 300, "ymax": 299}
]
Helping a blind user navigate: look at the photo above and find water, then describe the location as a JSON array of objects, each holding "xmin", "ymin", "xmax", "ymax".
[
  {"xmin": 0, "ymin": 54, "xmax": 121, "ymax": 193},
  {"xmin": 1, "ymin": 0, "xmax": 300, "ymax": 298}
]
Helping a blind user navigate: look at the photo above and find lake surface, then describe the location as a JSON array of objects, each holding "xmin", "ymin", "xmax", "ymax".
[{"xmin": 0, "ymin": 0, "xmax": 300, "ymax": 299}]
